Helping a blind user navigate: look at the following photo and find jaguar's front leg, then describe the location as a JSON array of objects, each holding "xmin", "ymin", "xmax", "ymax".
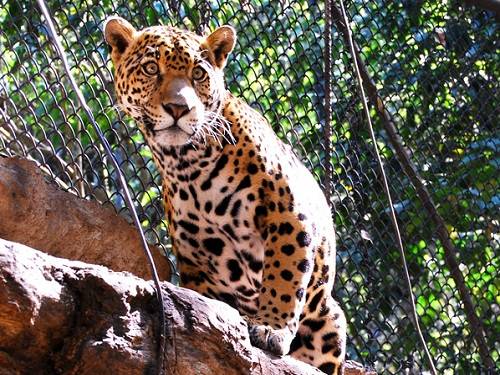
[{"xmin": 248, "ymin": 214, "xmax": 315, "ymax": 356}]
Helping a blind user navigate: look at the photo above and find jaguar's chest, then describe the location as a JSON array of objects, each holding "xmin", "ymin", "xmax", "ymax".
[{"xmin": 166, "ymin": 160, "xmax": 266, "ymax": 314}]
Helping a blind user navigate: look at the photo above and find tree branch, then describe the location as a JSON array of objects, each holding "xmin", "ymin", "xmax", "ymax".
[{"xmin": 464, "ymin": 0, "xmax": 500, "ymax": 15}]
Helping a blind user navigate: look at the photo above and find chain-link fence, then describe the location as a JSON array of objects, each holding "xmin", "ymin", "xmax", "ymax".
[{"xmin": 0, "ymin": 0, "xmax": 498, "ymax": 373}]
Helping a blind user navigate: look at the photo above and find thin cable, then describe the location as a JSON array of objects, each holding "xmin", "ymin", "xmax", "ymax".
[
  {"xmin": 36, "ymin": 1, "xmax": 167, "ymax": 374},
  {"xmin": 323, "ymin": 0, "xmax": 333, "ymax": 205},
  {"xmin": 335, "ymin": 1, "xmax": 438, "ymax": 373}
]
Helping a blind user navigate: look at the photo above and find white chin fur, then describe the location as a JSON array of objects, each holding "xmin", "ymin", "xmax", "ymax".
[{"xmin": 156, "ymin": 127, "xmax": 192, "ymax": 146}]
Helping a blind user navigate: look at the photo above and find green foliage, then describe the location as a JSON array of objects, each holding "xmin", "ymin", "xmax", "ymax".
[{"xmin": 0, "ymin": 0, "xmax": 497, "ymax": 373}]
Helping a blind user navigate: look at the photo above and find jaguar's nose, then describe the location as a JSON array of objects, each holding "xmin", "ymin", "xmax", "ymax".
[{"xmin": 162, "ymin": 103, "xmax": 190, "ymax": 121}]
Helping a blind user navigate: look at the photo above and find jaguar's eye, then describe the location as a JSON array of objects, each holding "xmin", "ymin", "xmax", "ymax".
[
  {"xmin": 192, "ymin": 66, "xmax": 206, "ymax": 81},
  {"xmin": 143, "ymin": 61, "xmax": 159, "ymax": 76}
]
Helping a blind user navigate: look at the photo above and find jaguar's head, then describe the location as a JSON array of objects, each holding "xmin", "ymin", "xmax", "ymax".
[{"xmin": 104, "ymin": 17, "xmax": 235, "ymax": 147}]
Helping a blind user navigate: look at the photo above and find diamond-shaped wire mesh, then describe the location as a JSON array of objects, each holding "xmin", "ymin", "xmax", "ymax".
[{"xmin": 0, "ymin": 0, "xmax": 498, "ymax": 373}]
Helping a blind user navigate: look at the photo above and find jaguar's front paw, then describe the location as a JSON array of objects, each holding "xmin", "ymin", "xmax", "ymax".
[{"xmin": 248, "ymin": 323, "xmax": 292, "ymax": 356}]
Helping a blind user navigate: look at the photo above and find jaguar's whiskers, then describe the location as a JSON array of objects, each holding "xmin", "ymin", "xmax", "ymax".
[{"xmin": 193, "ymin": 110, "xmax": 235, "ymax": 147}]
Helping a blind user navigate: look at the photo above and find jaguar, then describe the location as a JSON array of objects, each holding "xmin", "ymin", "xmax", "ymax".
[{"xmin": 104, "ymin": 16, "xmax": 347, "ymax": 374}]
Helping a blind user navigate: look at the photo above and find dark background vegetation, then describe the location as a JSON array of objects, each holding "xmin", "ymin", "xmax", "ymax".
[{"xmin": 0, "ymin": 0, "xmax": 498, "ymax": 373}]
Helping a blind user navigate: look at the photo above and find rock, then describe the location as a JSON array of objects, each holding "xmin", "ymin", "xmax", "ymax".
[
  {"xmin": 0, "ymin": 239, "xmax": 375, "ymax": 375},
  {"xmin": 0, "ymin": 156, "xmax": 171, "ymax": 280}
]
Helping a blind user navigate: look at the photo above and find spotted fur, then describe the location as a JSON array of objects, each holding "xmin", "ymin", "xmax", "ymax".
[{"xmin": 104, "ymin": 17, "xmax": 347, "ymax": 374}]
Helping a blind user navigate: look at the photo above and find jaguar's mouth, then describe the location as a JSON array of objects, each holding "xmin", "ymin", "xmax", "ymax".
[
  {"xmin": 150, "ymin": 122, "xmax": 197, "ymax": 147},
  {"xmin": 156, "ymin": 124, "xmax": 192, "ymax": 136}
]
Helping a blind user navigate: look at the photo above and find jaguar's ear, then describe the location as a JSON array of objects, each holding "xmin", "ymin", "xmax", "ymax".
[
  {"xmin": 104, "ymin": 16, "xmax": 136, "ymax": 64},
  {"xmin": 203, "ymin": 25, "xmax": 236, "ymax": 69}
]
